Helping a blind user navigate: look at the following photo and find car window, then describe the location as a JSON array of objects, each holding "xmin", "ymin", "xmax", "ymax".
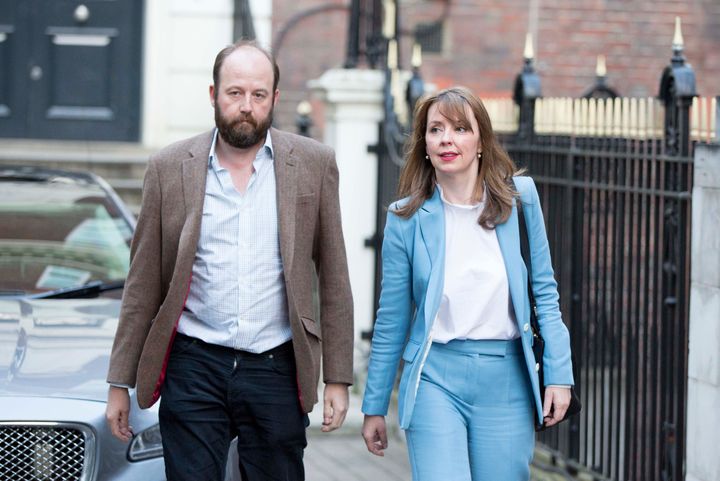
[{"xmin": 0, "ymin": 180, "xmax": 132, "ymax": 295}]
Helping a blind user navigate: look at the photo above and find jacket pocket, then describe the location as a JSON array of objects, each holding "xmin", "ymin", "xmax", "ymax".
[
  {"xmin": 300, "ymin": 316, "xmax": 322, "ymax": 340},
  {"xmin": 402, "ymin": 339, "xmax": 421, "ymax": 363}
]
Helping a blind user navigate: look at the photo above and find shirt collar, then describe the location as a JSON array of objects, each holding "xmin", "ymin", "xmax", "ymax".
[{"xmin": 208, "ymin": 128, "xmax": 274, "ymax": 169}]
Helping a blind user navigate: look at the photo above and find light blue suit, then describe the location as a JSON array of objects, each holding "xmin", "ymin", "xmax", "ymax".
[{"xmin": 362, "ymin": 176, "xmax": 574, "ymax": 478}]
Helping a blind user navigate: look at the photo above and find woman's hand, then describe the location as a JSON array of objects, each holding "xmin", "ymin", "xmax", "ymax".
[
  {"xmin": 542, "ymin": 386, "xmax": 571, "ymax": 427},
  {"xmin": 361, "ymin": 415, "xmax": 388, "ymax": 456}
]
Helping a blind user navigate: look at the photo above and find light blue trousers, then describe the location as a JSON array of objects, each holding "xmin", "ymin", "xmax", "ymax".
[{"xmin": 404, "ymin": 338, "xmax": 535, "ymax": 481}]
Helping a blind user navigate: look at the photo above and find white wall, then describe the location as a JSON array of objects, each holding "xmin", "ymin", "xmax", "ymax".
[
  {"xmin": 141, "ymin": 0, "xmax": 273, "ymax": 148},
  {"xmin": 687, "ymin": 143, "xmax": 720, "ymax": 481}
]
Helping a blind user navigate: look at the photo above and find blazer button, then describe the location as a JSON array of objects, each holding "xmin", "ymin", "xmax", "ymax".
[
  {"xmin": 535, "ymin": 363, "xmax": 540, "ymax": 372},
  {"xmin": 523, "ymin": 323, "xmax": 530, "ymax": 332}
]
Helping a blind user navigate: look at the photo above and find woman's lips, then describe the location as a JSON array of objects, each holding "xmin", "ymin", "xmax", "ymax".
[{"xmin": 439, "ymin": 152, "xmax": 459, "ymax": 161}]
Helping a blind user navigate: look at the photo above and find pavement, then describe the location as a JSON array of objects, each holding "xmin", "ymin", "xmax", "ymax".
[{"xmin": 302, "ymin": 388, "xmax": 591, "ymax": 481}]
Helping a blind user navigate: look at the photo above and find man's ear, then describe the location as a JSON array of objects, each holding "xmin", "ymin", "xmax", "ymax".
[
  {"xmin": 209, "ymin": 85, "xmax": 216, "ymax": 107},
  {"xmin": 273, "ymin": 89, "xmax": 280, "ymax": 107}
]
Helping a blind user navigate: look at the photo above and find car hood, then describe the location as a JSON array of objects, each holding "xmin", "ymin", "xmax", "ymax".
[{"xmin": 0, "ymin": 297, "xmax": 121, "ymax": 402}]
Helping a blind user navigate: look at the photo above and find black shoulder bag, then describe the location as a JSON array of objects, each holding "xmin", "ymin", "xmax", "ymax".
[{"xmin": 516, "ymin": 199, "xmax": 582, "ymax": 431}]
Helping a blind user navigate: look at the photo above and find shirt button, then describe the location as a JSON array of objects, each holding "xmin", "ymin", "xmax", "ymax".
[
  {"xmin": 523, "ymin": 323, "xmax": 530, "ymax": 332},
  {"xmin": 535, "ymin": 363, "xmax": 540, "ymax": 372}
]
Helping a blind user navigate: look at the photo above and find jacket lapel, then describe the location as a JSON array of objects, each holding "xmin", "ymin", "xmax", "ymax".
[
  {"xmin": 418, "ymin": 189, "xmax": 445, "ymax": 335},
  {"xmin": 272, "ymin": 129, "xmax": 297, "ymax": 274},
  {"xmin": 182, "ymin": 131, "xmax": 212, "ymax": 222},
  {"xmin": 496, "ymin": 199, "xmax": 529, "ymax": 326}
]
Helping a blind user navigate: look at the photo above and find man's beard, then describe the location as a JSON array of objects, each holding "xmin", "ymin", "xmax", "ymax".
[{"xmin": 215, "ymin": 104, "xmax": 273, "ymax": 149}]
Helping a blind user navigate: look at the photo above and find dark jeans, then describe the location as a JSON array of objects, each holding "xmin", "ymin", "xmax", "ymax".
[{"xmin": 159, "ymin": 333, "xmax": 308, "ymax": 481}]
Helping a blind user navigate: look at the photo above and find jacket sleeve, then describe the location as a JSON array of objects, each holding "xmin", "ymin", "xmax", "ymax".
[
  {"xmin": 521, "ymin": 177, "xmax": 575, "ymax": 386},
  {"xmin": 106, "ymin": 158, "xmax": 164, "ymax": 387},
  {"xmin": 362, "ymin": 210, "xmax": 413, "ymax": 415},
  {"xmin": 315, "ymin": 149, "xmax": 355, "ymax": 385}
]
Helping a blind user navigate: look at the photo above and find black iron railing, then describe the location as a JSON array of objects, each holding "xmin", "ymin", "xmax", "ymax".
[{"xmin": 499, "ymin": 21, "xmax": 697, "ymax": 481}]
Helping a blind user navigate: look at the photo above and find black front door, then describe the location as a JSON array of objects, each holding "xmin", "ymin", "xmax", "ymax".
[{"xmin": 0, "ymin": 0, "xmax": 143, "ymax": 141}]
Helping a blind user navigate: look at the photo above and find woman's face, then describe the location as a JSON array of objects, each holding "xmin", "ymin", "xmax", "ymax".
[{"xmin": 424, "ymin": 102, "xmax": 482, "ymax": 182}]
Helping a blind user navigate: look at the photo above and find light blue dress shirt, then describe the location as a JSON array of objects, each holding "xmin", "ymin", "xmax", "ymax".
[{"xmin": 177, "ymin": 130, "xmax": 292, "ymax": 353}]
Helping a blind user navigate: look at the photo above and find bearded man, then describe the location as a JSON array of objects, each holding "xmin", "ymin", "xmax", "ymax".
[{"xmin": 105, "ymin": 40, "xmax": 354, "ymax": 481}]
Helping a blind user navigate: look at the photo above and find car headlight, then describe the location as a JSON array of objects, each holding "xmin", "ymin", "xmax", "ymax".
[{"xmin": 127, "ymin": 424, "xmax": 163, "ymax": 461}]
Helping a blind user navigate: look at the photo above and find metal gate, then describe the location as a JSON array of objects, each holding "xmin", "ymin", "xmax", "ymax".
[{"xmin": 489, "ymin": 37, "xmax": 714, "ymax": 481}]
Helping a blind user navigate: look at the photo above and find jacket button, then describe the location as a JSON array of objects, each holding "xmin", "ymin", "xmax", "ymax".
[
  {"xmin": 523, "ymin": 323, "xmax": 530, "ymax": 332},
  {"xmin": 535, "ymin": 363, "xmax": 540, "ymax": 372}
]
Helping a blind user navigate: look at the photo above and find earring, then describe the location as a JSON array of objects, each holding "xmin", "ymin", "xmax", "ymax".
[
  {"xmin": 478, "ymin": 152, "xmax": 482, "ymax": 159},
  {"xmin": 425, "ymin": 154, "xmax": 429, "ymax": 160}
]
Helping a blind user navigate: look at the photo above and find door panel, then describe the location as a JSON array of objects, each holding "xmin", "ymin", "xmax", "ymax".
[
  {"xmin": 0, "ymin": 0, "xmax": 142, "ymax": 141},
  {"xmin": 0, "ymin": 2, "xmax": 29, "ymax": 138}
]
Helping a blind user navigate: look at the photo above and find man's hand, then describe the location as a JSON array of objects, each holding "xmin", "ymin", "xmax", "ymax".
[
  {"xmin": 321, "ymin": 383, "xmax": 349, "ymax": 432},
  {"xmin": 361, "ymin": 415, "xmax": 388, "ymax": 456},
  {"xmin": 542, "ymin": 386, "xmax": 571, "ymax": 428},
  {"xmin": 106, "ymin": 386, "xmax": 134, "ymax": 442}
]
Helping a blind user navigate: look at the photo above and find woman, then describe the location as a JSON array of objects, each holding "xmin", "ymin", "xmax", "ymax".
[{"xmin": 361, "ymin": 87, "xmax": 574, "ymax": 480}]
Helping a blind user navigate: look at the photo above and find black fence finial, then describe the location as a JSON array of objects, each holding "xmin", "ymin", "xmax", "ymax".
[
  {"xmin": 513, "ymin": 33, "xmax": 542, "ymax": 138},
  {"xmin": 582, "ymin": 55, "xmax": 619, "ymax": 99},
  {"xmin": 406, "ymin": 43, "xmax": 425, "ymax": 118},
  {"xmin": 295, "ymin": 101, "xmax": 313, "ymax": 137},
  {"xmin": 659, "ymin": 16, "xmax": 696, "ymax": 157}
]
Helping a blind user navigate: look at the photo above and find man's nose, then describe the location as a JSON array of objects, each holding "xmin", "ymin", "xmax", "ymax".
[{"xmin": 238, "ymin": 94, "xmax": 253, "ymax": 112}]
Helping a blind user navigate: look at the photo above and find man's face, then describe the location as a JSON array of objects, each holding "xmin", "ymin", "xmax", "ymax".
[{"xmin": 211, "ymin": 47, "xmax": 278, "ymax": 149}]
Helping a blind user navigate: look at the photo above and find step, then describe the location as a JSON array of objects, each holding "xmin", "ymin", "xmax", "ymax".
[{"xmin": 0, "ymin": 139, "xmax": 153, "ymax": 180}]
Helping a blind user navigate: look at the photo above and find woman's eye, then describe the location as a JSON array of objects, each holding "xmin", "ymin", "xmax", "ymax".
[{"xmin": 456, "ymin": 127, "xmax": 467, "ymax": 133}]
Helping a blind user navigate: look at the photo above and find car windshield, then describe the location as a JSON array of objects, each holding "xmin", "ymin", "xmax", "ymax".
[{"xmin": 0, "ymin": 177, "xmax": 133, "ymax": 295}]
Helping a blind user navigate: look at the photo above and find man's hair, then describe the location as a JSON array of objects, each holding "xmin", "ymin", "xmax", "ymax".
[{"xmin": 212, "ymin": 39, "xmax": 280, "ymax": 93}]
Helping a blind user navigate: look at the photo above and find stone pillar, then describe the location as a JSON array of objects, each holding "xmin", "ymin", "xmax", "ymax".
[
  {"xmin": 687, "ymin": 142, "xmax": 720, "ymax": 481},
  {"xmin": 309, "ymin": 68, "xmax": 384, "ymax": 368}
]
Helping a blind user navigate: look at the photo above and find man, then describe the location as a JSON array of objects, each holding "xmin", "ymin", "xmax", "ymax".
[{"xmin": 105, "ymin": 40, "xmax": 354, "ymax": 481}]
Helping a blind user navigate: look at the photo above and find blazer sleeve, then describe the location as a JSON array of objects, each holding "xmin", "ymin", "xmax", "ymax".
[
  {"xmin": 314, "ymin": 148, "xmax": 355, "ymax": 385},
  {"xmin": 362, "ymin": 209, "xmax": 414, "ymax": 415},
  {"xmin": 107, "ymin": 158, "xmax": 164, "ymax": 387},
  {"xmin": 521, "ymin": 177, "xmax": 575, "ymax": 386}
]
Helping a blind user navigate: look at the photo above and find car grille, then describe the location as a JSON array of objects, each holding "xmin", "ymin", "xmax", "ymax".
[{"xmin": 0, "ymin": 424, "xmax": 93, "ymax": 481}]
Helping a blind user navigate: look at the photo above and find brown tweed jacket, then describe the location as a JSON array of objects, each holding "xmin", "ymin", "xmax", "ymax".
[{"xmin": 107, "ymin": 128, "xmax": 354, "ymax": 411}]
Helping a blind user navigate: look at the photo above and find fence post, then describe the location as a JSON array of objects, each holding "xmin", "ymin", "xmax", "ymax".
[
  {"xmin": 513, "ymin": 33, "xmax": 541, "ymax": 139},
  {"xmin": 657, "ymin": 17, "xmax": 696, "ymax": 481}
]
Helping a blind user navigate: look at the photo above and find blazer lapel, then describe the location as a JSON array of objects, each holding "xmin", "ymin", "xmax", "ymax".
[
  {"xmin": 418, "ymin": 189, "xmax": 445, "ymax": 334},
  {"xmin": 496, "ymin": 199, "xmax": 529, "ymax": 326},
  {"xmin": 182, "ymin": 132, "xmax": 212, "ymax": 222},
  {"xmin": 272, "ymin": 129, "xmax": 297, "ymax": 274}
]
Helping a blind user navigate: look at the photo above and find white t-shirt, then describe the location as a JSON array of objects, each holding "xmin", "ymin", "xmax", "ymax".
[{"xmin": 433, "ymin": 187, "xmax": 520, "ymax": 343}]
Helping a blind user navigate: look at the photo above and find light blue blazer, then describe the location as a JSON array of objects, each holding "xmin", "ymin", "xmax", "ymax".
[{"xmin": 361, "ymin": 176, "xmax": 574, "ymax": 429}]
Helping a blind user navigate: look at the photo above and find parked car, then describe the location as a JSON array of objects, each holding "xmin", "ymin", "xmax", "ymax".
[{"xmin": 0, "ymin": 166, "xmax": 241, "ymax": 481}]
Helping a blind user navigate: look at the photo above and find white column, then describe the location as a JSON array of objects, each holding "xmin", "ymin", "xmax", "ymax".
[
  {"xmin": 142, "ymin": 0, "xmax": 234, "ymax": 147},
  {"xmin": 687, "ymin": 143, "xmax": 720, "ymax": 481},
  {"xmin": 309, "ymin": 69, "xmax": 385, "ymax": 369},
  {"xmin": 249, "ymin": 0, "xmax": 272, "ymax": 47}
]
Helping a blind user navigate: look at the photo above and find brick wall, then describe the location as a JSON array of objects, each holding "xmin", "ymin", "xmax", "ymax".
[{"xmin": 270, "ymin": 0, "xmax": 720, "ymax": 136}]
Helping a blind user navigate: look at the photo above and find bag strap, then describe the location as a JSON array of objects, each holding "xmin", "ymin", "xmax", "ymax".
[{"xmin": 516, "ymin": 199, "xmax": 540, "ymax": 337}]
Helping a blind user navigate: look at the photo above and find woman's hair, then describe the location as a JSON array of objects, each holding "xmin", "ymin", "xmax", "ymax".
[{"xmin": 394, "ymin": 86, "xmax": 519, "ymax": 228}]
